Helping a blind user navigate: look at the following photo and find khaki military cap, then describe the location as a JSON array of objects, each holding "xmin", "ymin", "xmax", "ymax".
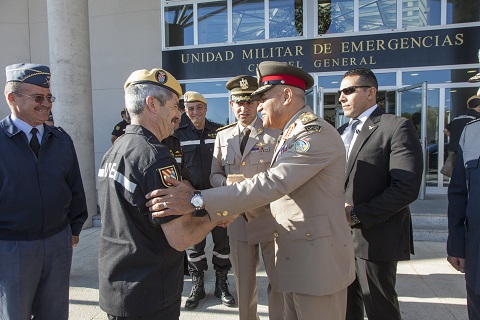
[
  {"xmin": 184, "ymin": 91, "xmax": 207, "ymax": 105},
  {"xmin": 467, "ymin": 95, "xmax": 480, "ymax": 109},
  {"xmin": 251, "ymin": 61, "xmax": 314, "ymax": 100},
  {"xmin": 124, "ymin": 68, "xmax": 182, "ymax": 98},
  {"xmin": 226, "ymin": 75, "xmax": 258, "ymax": 102}
]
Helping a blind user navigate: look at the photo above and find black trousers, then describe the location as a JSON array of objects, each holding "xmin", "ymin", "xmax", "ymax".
[
  {"xmin": 187, "ymin": 226, "xmax": 231, "ymax": 275},
  {"xmin": 346, "ymin": 257, "xmax": 400, "ymax": 320},
  {"xmin": 467, "ymin": 283, "xmax": 480, "ymax": 320},
  {"xmin": 107, "ymin": 297, "xmax": 180, "ymax": 320}
]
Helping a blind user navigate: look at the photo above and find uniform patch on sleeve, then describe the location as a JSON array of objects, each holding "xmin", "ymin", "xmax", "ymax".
[
  {"xmin": 305, "ymin": 125, "xmax": 322, "ymax": 133},
  {"xmin": 293, "ymin": 139, "xmax": 310, "ymax": 153},
  {"xmin": 157, "ymin": 165, "xmax": 179, "ymax": 187},
  {"xmin": 115, "ymin": 125, "xmax": 120, "ymax": 130}
]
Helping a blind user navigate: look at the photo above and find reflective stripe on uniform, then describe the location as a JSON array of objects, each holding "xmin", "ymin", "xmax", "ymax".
[
  {"xmin": 180, "ymin": 139, "xmax": 216, "ymax": 146},
  {"xmin": 204, "ymin": 139, "xmax": 216, "ymax": 144},
  {"xmin": 212, "ymin": 251, "xmax": 230, "ymax": 260},
  {"xmin": 180, "ymin": 140, "xmax": 200, "ymax": 146},
  {"xmin": 98, "ymin": 168, "xmax": 137, "ymax": 193},
  {"xmin": 187, "ymin": 254, "xmax": 207, "ymax": 262}
]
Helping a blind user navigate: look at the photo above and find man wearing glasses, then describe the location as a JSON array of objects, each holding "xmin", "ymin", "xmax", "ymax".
[
  {"xmin": 0, "ymin": 63, "xmax": 88, "ymax": 319},
  {"xmin": 337, "ymin": 68, "xmax": 423, "ymax": 320}
]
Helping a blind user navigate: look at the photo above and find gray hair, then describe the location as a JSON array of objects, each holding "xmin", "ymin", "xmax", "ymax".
[
  {"xmin": 4, "ymin": 82, "xmax": 23, "ymax": 97},
  {"xmin": 124, "ymin": 84, "xmax": 176, "ymax": 116}
]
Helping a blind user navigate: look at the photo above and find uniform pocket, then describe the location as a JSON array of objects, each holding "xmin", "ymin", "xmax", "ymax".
[{"xmin": 288, "ymin": 215, "xmax": 332, "ymax": 241}]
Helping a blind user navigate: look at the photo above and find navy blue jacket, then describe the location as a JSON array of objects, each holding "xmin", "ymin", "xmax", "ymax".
[
  {"xmin": 0, "ymin": 115, "xmax": 88, "ymax": 240},
  {"xmin": 447, "ymin": 119, "xmax": 480, "ymax": 293}
]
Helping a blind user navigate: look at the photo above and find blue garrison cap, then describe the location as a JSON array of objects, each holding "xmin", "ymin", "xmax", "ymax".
[{"xmin": 5, "ymin": 63, "xmax": 51, "ymax": 88}]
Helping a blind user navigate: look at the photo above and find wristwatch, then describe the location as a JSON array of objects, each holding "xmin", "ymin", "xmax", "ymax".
[
  {"xmin": 190, "ymin": 191, "xmax": 205, "ymax": 211},
  {"xmin": 350, "ymin": 209, "xmax": 361, "ymax": 225}
]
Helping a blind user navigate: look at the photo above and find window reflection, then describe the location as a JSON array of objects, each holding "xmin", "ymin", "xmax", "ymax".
[
  {"xmin": 447, "ymin": 0, "xmax": 480, "ymax": 24},
  {"xmin": 232, "ymin": 0, "xmax": 265, "ymax": 41},
  {"xmin": 164, "ymin": 5, "xmax": 194, "ymax": 47},
  {"xmin": 204, "ymin": 97, "xmax": 230, "ymax": 125},
  {"xmin": 402, "ymin": 0, "xmax": 441, "ymax": 27},
  {"xmin": 269, "ymin": 0, "xmax": 303, "ymax": 38},
  {"xmin": 359, "ymin": 0, "xmax": 397, "ymax": 31},
  {"xmin": 320, "ymin": 0, "xmax": 354, "ymax": 34},
  {"xmin": 402, "ymin": 69, "xmax": 476, "ymax": 85},
  {"xmin": 198, "ymin": 1, "xmax": 228, "ymax": 44}
]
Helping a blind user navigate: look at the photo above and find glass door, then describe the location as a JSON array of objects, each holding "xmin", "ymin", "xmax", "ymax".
[{"xmin": 396, "ymin": 82, "xmax": 428, "ymax": 199}]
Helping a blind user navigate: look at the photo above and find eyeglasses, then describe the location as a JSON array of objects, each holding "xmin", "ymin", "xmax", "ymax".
[
  {"xmin": 14, "ymin": 92, "xmax": 56, "ymax": 104},
  {"xmin": 337, "ymin": 86, "xmax": 372, "ymax": 96}
]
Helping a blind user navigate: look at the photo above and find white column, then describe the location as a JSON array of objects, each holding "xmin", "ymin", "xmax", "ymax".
[{"xmin": 47, "ymin": 0, "xmax": 95, "ymax": 228}]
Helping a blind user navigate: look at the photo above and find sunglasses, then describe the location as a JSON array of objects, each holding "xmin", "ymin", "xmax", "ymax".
[
  {"xmin": 337, "ymin": 86, "xmax": 372, "ymax": 95},
  {"xmin": 14, "ymin": 92, "xmax": 56, "ymax": 104}
]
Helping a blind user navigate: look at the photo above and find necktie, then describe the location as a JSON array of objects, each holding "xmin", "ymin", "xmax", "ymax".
[
  {"xmin": 343, "ymin": 119, "xmax": 360, "ymax": 160},
  {"xmin": 30, "ymin": 127, "xmax": 40, "ymax": 158},
  {"xmin": 240, "ymin": 128, "xmax": 251, "ymax": 155}
]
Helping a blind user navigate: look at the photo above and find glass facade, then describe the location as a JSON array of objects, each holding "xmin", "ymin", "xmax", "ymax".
[
  {"xmin": 164, "ymin": 1, "xmax": 479, "ymax": 48},
  {"xmin": 162, "ymin": 0, "xmax": 480, "ymax": 192}
]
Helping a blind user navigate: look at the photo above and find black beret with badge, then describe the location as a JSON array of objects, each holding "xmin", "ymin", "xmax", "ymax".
[
  {"xmin": 5, "ymin": 63, "xmax": 51, "ymax": 88},
  {"xmin": 251, "ymin": 61, "xmax": 314, "ymax": 100},
  {"xmin": 124, "ymin": 68, "xmax": 182, "ymax": 98},
  {"xmin": 226, "ymin": 75, "xmax": 258, "ymax": 102}
]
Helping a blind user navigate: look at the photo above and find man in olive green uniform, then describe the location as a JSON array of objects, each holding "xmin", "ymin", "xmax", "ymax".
[{"xmin": 210, "ymin": 75, "xmax": 283, "ymax": 320}]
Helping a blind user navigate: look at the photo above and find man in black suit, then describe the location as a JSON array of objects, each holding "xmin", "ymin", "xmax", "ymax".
[{"xmin": 338, "ymin": 68, "xmax": 423, "ymax": 320}]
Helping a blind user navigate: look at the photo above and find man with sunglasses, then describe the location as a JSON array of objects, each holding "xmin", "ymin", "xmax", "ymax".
[
  {"xmin": 145, "ymin": 61, "xmax": 355, "ymax": 319},
  {"xmin": 0, "ymin": 63, "xmax": 88, "ymax": 319},
  {"xmin": 337, "ymin": 68, "xmax": 423, "ymax": 320}
]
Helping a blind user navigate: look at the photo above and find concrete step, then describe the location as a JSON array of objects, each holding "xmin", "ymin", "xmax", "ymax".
[{"xmin": 412, "ymin": 213, "xmax": 447, "ymax": 242}]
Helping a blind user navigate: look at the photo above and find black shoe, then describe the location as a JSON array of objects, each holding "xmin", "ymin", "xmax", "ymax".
[
  {"xmin": 185, "ymin": 273, "xmax": 206, "ymax": 310},
  {"xmin": 214, "ymin": 271, "xmax": 235, "ymax": 307}
]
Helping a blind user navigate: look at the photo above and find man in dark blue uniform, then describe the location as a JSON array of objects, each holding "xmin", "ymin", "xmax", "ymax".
[
  {"xmin": 447, "ymin": 99, "xmax": 480, "ymax": 320},
  {"xmin": 175, "ymin": 91, "xmax": 235, "ymax": 309},
  {"xmin": 98, "ymin": 68, "xmax": 223, "ymax": 320},
  {"xmin": 0, "ymin": 63, "xmax": 88, "ymax": 319},
  {"xmin": 111, "ymin": 108, "xmax": 130, "ymax": 144}
]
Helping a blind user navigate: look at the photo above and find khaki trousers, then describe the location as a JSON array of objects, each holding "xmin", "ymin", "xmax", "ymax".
[
  {"xmin": 229, "ymin": 237, "xmax": 284, "ymax": 320},
  {"xmin": 284, "ymin": 288, "xmax": 347, "ymax": 320}
]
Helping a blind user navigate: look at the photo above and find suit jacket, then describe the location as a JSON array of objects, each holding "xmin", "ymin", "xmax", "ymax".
[
  {"xmin": 447, "ymin": 119, "xmax": 480, "ymax": 294},
  {"xmin": 203, "ymin": 106, "xmax": 355, "ymax": 296},
  {"xmin": 210, "ymin": 117, "xmax": 280, "ymax": 244},
  {"xmin": 338, "ymin": 107, "xmax": 423, "ymax": 262}
]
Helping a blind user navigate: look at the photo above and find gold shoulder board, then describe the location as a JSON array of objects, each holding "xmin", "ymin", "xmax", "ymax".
[
  {"xmin": 216, "ymin": 122, "xmax": 237, "ymax": 132},
  {"xmin": 299, "ymin": 112, "xmax": 318, "ymax": 125}
]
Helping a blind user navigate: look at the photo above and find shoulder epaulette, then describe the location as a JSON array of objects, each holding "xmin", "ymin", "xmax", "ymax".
[
  {"xmin": 299, "ymin": 112, "xmax": 318, "ymax": 125},
  {"xmin": 217, "ymin": 122, "xmax": 237, "ymax": 132},
  {"xmin": 177, "ymin": 122, "xmax": 189, "ymax": 130},
  {"xmin": 52, "ymin": 126, "xmax": 72, "ymax": 138}
]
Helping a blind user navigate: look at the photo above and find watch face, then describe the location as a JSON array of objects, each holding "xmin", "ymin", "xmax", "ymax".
[{"xmin": 191, "ymin": 195, "xmax": 204, "ymax": 207}]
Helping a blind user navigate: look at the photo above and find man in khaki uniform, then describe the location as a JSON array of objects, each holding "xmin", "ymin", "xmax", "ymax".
[
  {"xmin": 147, "ymin": 61, "xmax": 355, "ymax": 320},
  {"xmin": 210, "ymin": 75, "xmax": 283, "ymax": 320}
]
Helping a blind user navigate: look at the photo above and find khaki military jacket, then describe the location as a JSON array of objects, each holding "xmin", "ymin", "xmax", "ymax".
[
  {"xmin": 203, "ymin": 106, "xmax": 355, "ymax": 296},
  {"xmin": 210, "ymin": 117, "xmax": 280, "ymax": 244}
]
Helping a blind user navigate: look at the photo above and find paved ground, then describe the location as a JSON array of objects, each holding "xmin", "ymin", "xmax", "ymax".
[{"xmin": 70, "ymin": 211, "xmax": 469, "ymax": 320}]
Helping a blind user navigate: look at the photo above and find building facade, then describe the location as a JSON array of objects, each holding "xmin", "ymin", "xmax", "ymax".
[{"xmin": 0, "ymin": 0, "xmax": 479, "ymax": 198}]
